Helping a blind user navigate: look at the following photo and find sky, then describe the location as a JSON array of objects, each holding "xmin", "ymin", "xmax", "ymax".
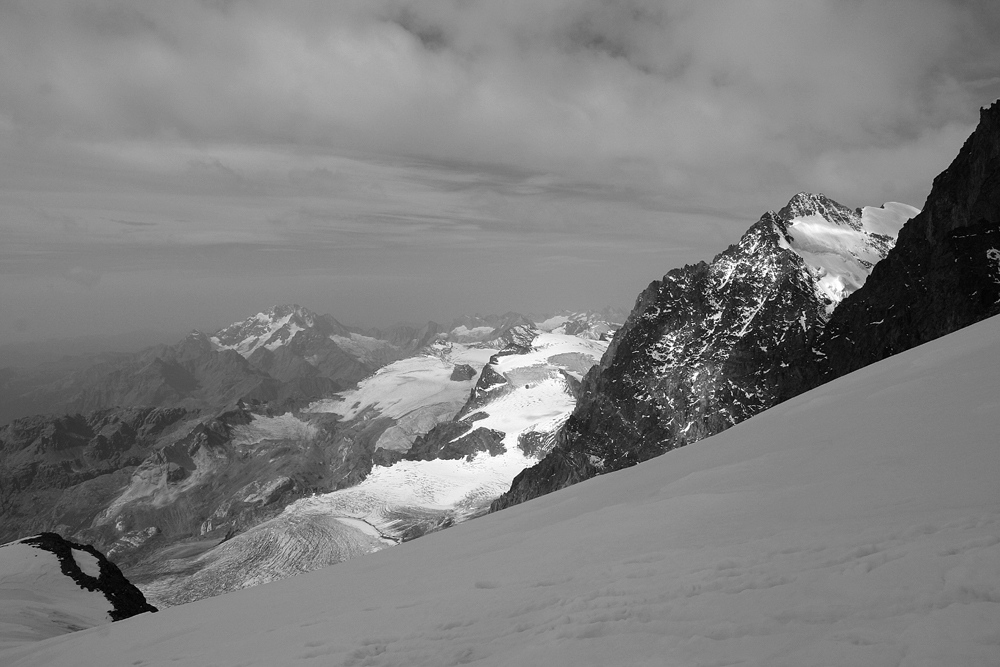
[{"xmin": 2, "ymin": 0, "xmax": 1000, "ymax": 345}]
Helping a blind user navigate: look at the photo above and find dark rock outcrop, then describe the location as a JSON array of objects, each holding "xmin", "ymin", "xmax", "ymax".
[
  {"xmin": 458, "ymin": 364, "xmax": 512, "ymax": 418},
  {"xmin": 20, "ymin": 532, "xmax": 157, "ymax": 620},
  {"xmin": 405, "ymin": 419, "xmax": 506, "ymax": 461},
  {"xmin": 450, "ymin": 364, "xmax": 477, "ymax": 381}
]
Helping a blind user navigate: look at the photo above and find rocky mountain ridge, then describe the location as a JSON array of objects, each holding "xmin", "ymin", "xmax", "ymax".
[
  {"xmin": 493, "ymin": 100, "xmax": 1000, "ymax": 512},
  {"xmin": 492, "ymin": 193, "xmax": 917, "ymax": 510}
]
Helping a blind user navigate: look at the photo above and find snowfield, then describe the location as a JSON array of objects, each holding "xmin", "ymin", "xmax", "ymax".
[
  {"xmin": 779, "ymin": 202, "xmax": 918, "ymax": 309},
  {"xmin": 307, "ymin": 342, "xmax": 495, "ymax": 422},
  {"xmin": 4, "ymin": 315, "xmax": 999, "ymax": 666},
  {"xmin": 224, "ymin": 332, "xmax": 610, "ymax": 561},
  {"xmin": 0, "ymin": 541, "xmax": 113, "ymax": 650}
]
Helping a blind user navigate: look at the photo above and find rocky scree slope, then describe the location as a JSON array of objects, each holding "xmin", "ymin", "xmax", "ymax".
[{"xmin": 492, "ymin": 193, "xmax": 915, "ymax": 510}]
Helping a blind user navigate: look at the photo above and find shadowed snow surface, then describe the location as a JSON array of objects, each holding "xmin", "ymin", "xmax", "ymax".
[
  {"xmin": 0, "ymin": 543, "xmax": 112, "ymax": 650},
  {"xmin": 4, "ymin": 316, "xmax": 999, "ymax": 666}
]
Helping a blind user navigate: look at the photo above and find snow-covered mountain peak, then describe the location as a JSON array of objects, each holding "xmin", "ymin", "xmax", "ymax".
[
  {"xmin": 773, "ymin": 196, "xmax": 918, "ymax": 311},
  {"xmin": 533, "ymin": 308, "xmax": 626, "ymax": 340},
  {"xmin": 210, "ymin": 304, "xmax": 324, "ymax": 356},
  {"xmin": 445, "ymin": 313, "xmax": 534, "ymax": 344}
]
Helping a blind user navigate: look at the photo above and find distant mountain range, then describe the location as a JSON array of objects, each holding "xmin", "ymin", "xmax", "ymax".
[
  {"xmin": 0, "ymin": 306, "xmax": 625, "ymax": 427},
  {"xmin": 0, "ymin": 304, "xmax": 624, "ymax": 607}
]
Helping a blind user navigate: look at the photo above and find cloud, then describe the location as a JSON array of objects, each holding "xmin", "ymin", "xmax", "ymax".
[
  {"xmin": 1, "ymin": 0, "xmax": 999, "ymax": 341},
  {"xmin": 111, "ymin": 219, "xmax": 157, "ymax": 227},
  {"xmin": 62, "ymin": 266, "xmax": 102, "ymax": 289},
  {"xmin": 1, "ymin": 0, "xmax": 996, "ymax": 212}
]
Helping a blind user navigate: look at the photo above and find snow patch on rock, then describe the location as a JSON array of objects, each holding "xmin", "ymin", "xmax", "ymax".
[{"xmin": 777, "ymin": 201, "xmax": 918, "ymax": 312}]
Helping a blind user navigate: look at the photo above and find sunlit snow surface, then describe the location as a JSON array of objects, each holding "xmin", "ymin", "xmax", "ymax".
[
  {"xmin": 780, "ymin": 202, "xmax": 919, "ymax": 309},
  {"xmin": 292, "ymin": 333, "xmax": 608, "ymax": 531},
  {"xmin": 307, "ymin": 343, "xmax": 496, "ymax": 421},
  {"xmin": 8, "ymin": 317, "xmax": 1000, "ymax": 666}
]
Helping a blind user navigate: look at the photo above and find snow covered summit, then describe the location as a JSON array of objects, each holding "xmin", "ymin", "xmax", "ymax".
[
  {"xmin": 775, "ymin": 194, "xmax": 918, "ymax": 311},
  {"xmin": 210, "ymin": 304, "xmax": 339, "ymax": 356}
]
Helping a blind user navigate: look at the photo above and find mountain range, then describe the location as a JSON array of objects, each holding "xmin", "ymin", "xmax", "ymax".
[
  {"xmin": 1, "ymin": 100, "xmax": 998, "ymax": 661},
  {"xmin": 0, "ymin": 306, "xmax": 622, "ymax": 609},
  {"xmin": 4, "ymin": 246, "xmax": 998, "ymax": 667}
]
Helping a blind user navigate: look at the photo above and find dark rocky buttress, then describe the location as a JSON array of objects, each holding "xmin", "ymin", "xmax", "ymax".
[
  {"xmin": 492, "ymin": 199, "xmax": 834, "ymax": 510},
  {"xmin": 811, "ymin": 101, "xmax": 1000, "ymax": 384}
]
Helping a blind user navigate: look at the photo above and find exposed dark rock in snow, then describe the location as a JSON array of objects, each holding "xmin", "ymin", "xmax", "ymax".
[
  {"xmin": 19, "ymin": 532, "xmax": 157, "ymax": 621},
  {"xmin": 404, "ymin": 420, "xmax": 506, "ymax": 461},
  {"xmin": 449, "ymin": 364, "xmax": 477, "ymax": 381},
  {"xmin": 458, "ymin": 364, "xmax": 512, "ymax": 418}
]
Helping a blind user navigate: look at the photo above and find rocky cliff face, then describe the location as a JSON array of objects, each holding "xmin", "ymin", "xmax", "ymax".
[
  {"xmin": 812, "ymin": 101, "xmax": 1000, "ymax": 384},
  {"xmin": 491, "ymin": 192, "xmax": 914, "ymax": 511}
]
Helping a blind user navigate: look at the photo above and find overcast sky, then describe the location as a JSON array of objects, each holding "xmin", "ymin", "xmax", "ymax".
[{"xmin": 2, "ymin": 0, "xmax": 999, "ymax": 345}]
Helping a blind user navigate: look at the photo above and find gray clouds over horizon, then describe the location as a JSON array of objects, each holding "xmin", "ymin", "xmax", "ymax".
[{"xmin": 2, "ymin": 0, "xmax": 999, "ymax": 343}]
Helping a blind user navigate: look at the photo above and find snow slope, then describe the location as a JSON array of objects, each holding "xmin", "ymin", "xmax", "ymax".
[
  {"xmin": 0, "ymin": 541, "xmax": 114, "ymax": 650},
  {"xmin": 309, "ymin": 342, "xmax": 495, "ymax": 422},
  {"xmin": 5, "ymin": 315, "xmax": 999, "ymax": 666}
]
